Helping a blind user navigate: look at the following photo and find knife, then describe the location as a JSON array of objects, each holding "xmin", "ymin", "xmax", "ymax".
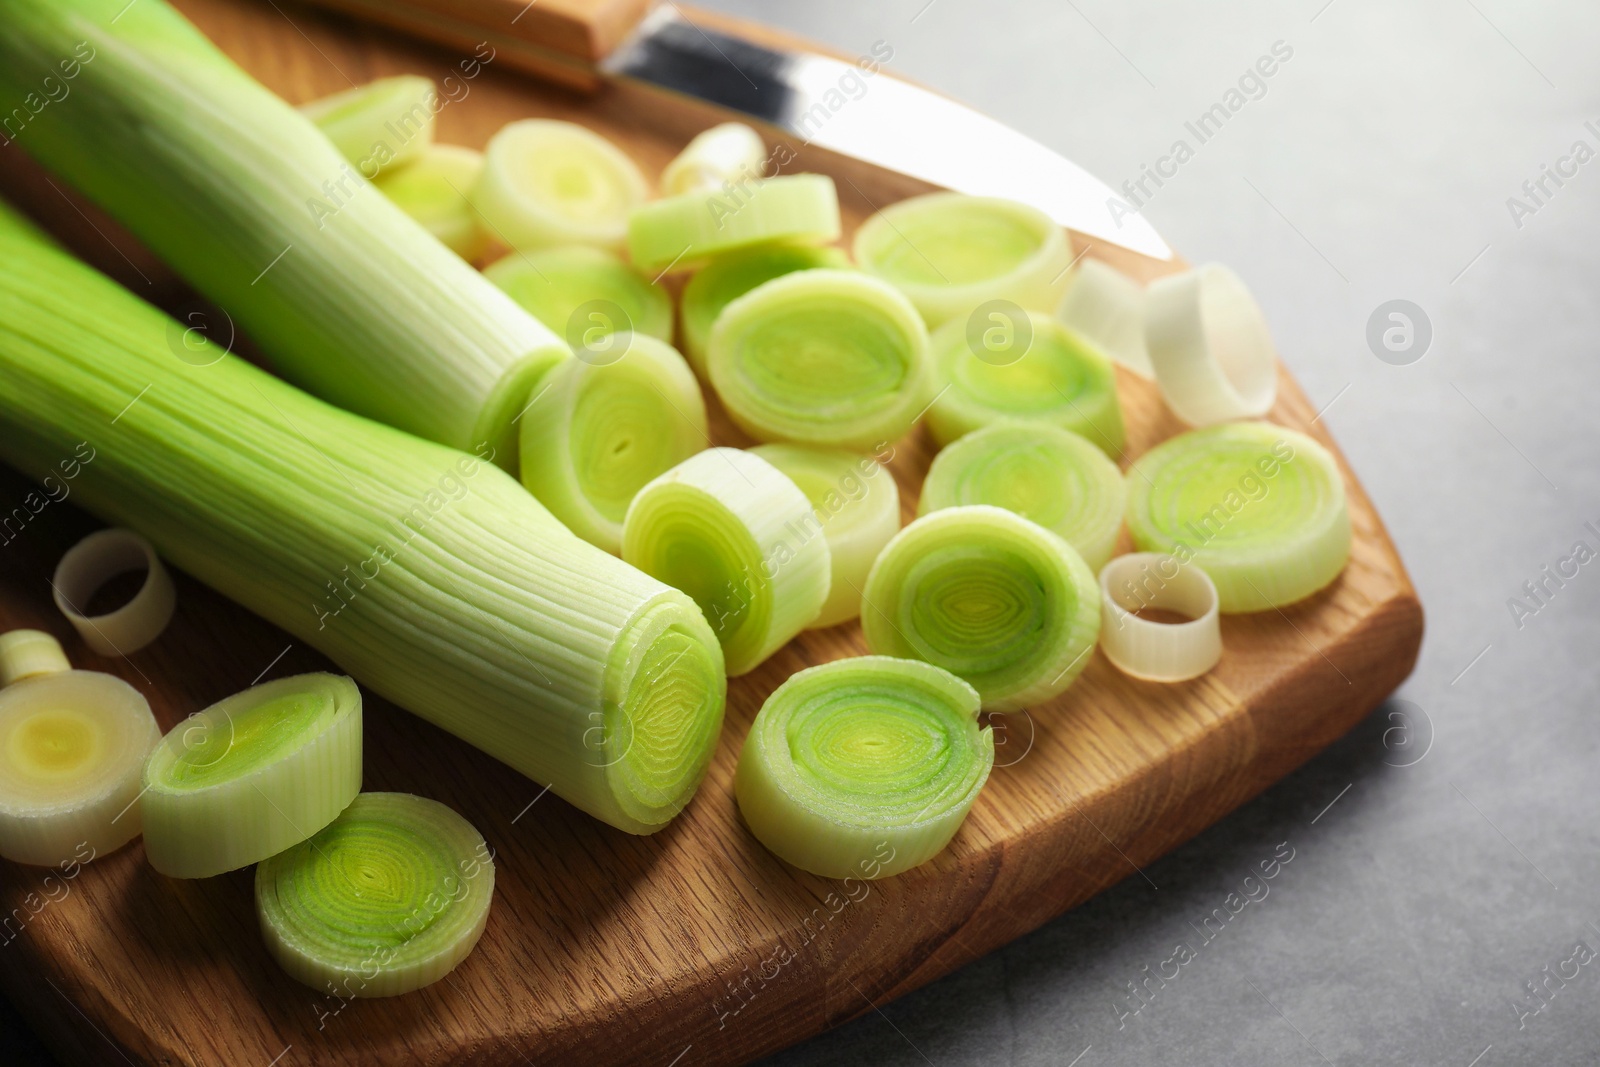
[{"xmin": 299, "ymin": 0, "xmax": 1173, "ymax": 260}]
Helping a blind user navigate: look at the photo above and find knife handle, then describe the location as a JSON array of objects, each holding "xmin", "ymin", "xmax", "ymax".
[{"xmin": 301, "ymin": 0, "xmax": 654, "ymax": 91}]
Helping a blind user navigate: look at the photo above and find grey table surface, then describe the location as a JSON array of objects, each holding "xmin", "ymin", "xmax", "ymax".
[{"xmin": 5, "ymin": 1, "xmax": 1599, "ymax": 1065}]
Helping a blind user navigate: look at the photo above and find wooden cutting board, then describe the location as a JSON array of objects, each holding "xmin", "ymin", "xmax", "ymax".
[{"xmin": 0, "ymin": 2, "xmax": 1423, "ymax": 1064}]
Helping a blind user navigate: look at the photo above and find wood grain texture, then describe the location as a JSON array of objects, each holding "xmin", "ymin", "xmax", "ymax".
[{"xmin": 0, "ymin": 2, "xmax": 1423, "ymax": 1065}]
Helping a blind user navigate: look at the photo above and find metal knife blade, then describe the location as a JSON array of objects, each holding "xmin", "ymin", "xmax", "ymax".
[{"xmin": 603, "ymin": 7, "xmax": 1172, "ymax": 261}]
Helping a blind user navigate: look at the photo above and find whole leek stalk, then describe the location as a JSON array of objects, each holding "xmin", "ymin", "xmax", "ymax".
[
  {"xmin": 0, "ymin": 206, "xmax": 725, "ymax": 835},
  {"xmin": 0, "ymin": 0, "xmax": 567, "ymax": 465}
]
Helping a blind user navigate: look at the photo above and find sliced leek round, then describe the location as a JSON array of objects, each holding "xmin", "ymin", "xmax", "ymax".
[
  {"xmin": 299, "ymin": 75, "xmax": 436, "ymax": 178},
  {"xmin": 622, "ymin": 448, "xmax": 830, "ymax": 676},
  {"xmin": 51, "ymin": 528, "xmax": 175, "ymax": 657},
  {"xmin": 679, "ymin": 243, "xmax": 851, "ymax": 378},
  {"xmin": 142, "ymin": 673, "xmax": 362, "ymax": 879},
  {"xmin": 373, "ymin": 144, "xmax": 490, "ymax": 262},
  {"xmin": 749, "ymin": 444, "xmax": 901, "ymax": 629},
  {"xmin": 1145, "ymin": 263, "xmax": 1277, "ymax": 427},
  {"xmin": 1056, "ymin": 258, "xmax": 1153, "ymax": 378},
  {"xmin": 707, "ymin": 269, "xmax": 933, "ymax": 450},
  {"xmin": 473, "ymin": 119, "xmax": 648, "ymax": 251},
  {"xmin": 0, "ymin": 630, "xmax": 160, "ymax": 866},
  {"xmin": 256, "ymin": 791, "xmax": 493, "ymax": 997},
  {"xmin": 919, "ymin": 421, "xmax": 1125, "ymax": 571},
  {"xmin": 1098, "ymin": 553, "xmax": 1222, "ymax": 683},
  {"xmin": 1124, "ymin": 422, "xmax": 1351, "ymax": 613},
  {"xmin": 520, "ymin": 333, "xmax": 707, "ymax": 554},
  {"xmin": 861, "ymin": 506, "xmax": 1100, "ymax": 711},
  {"xmin": 735, "ymin": 656, "xmax": 992, "ymax": 879},
  {"xmin": 852, "ymin": 193, "xmax": 1074, "ymax": 327},
  {"xmin": 484, "ymin": 246, "xmax": 673, "ymax": 344},
  {"xmin": 627, "ymin": 173, "xmax": 841, "ymax": 275},
  {"xmin": 660, "ymin": 123, "xmax": 767, "ymax": 196}
]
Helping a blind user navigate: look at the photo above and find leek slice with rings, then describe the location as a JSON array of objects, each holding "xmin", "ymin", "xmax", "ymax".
[
  {"xmin": 627, "ymin": 173, "xmax": 841, "ymax": 275},
  {"xmin": 1144, "ymin": 263, "xmax": 1277, "ymax": 426},
  {"xmin": 679, "ymin": 243, "xmax": 851, "ymax": 378},
  {"xmin": 300, "ymin": 75, "xmax": 436, "ymax": 178},
  {"xmin": 660, "ymin": 123, "xmax": 767, "ymax": 196},
  {"xmin": 473, "ymin": 119, "xmax": 648, "ymax": 251},
  {"xmin": 485, "ymin": 246, "xmax": 673, "ymax": 344}
]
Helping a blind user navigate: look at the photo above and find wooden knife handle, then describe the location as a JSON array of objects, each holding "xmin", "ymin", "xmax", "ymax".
[{"xmin": 299, "ymin": 0, "xmax": 655, "ymax": 91}]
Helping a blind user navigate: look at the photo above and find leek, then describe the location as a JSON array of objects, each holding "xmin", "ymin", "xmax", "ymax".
[
  {"xmin": 485, "ymin": 247, "xmax": 673, "ymax": 344},
  {"xmin": 519, "ymin": 334, "xmax": 707, "ymax": 554},
  {"xmin": 660, "ymin": 123, "xmax": 768, "ymax": 196},
  {"xmin": 256, "ymin": 792, "xmax": 493, "ymax": 997},
  {"xmin": 679, "ymin": 243, "xmax": 851, "ymax": 378},
  {"xmin": 1144, "ymin": 264, "xmax": 1277, "ymax": 427},
  {"xmin": 861, "ymin": 506, "xmax": 1100, "ymax": 712},
  {"xmin": 0, "ymin": 0, "xmax": 567, "ymax": 463},
  {"xmin": 0, "ymin": 211, "xmax": 726, "ymax": 835},
  {"xmin": 51, "ymin": 528, "xmax": 176, "ymax": 656},
  {"xmin": 372, "ymin": 145, "xmax": 491, "ymax": 262},
  {"xmin": 299, "ymin": 75, "xmax": 436, "ymax": 178},
  {"xmin": 707, "ymin": 269, "xmax": 934, "ymax": 450},
  {"xmin": 1056, "ymin": 258, "xmax": 1154, "ymax": 378},
  {"xmin": 627, "ymin": 173, "xmax": 842, "ymax": 275},
  {"xmin": 1124, "ymin": 422, "xmax": 1350, "ymax": 612},
  {"xmin": 919, "ymin": 421, "xmax": 1125, "ymax": 571},
  {"xmin": 473, "ymin": 119, "xmax": 649, "ymax": 252},
  {"xmin": 735, "ymin": 656, "xmax": 992, "ymax": 879},
  {"xmin": 1097, "ymin": 553, "xmax": 1222, "ymax": 683}
]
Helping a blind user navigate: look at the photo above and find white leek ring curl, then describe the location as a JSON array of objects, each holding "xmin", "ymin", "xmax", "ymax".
[
  {"xmin": 926, "ymin": 310, "xmax": 1125, "ymax": 456},
  {"xmin": 1124, "ymin": 422, "xmax": 1351, "ymax": 613},
  {"xmin": 660, "ymin": 123, "xmax": 768, "ymax": 196},
  {"xmin": 1144, "ymin": 263, "xmax": 1278, "ymax": 427},
  {"xmin": 627, "ymin": 173, "xmax": 842, "ymax": 276},
  {"xmin": 861, "ymin": 506, "xmax": 1100, "ymax": 712},
  {"xmin": 52, "ymin": 528, "xmax": 175, "ymax": 657},
  {"xmin": 373, "ymin": 144, "xmax": 490, "ymax": 262},
  {"xmin": 749, "ymin": 444, "xmax": 901, "ymax": 630},
  {"xmin": 679, "ymin": 243, "xmax": 852, "ymax": 378},
  {"xmin": 519, "ymin": 333, "xmax": 708, "ymax": 555},
  {"xmin": 299, "ymin": 75, "xmax": 436, "ymax": 178},
  {"xmin": 919, "ymin": 421, "xmax": 1125, "ymax": 572},
  {"xmin": 622, "ymin": 448, "xmax": 830, "ymax": 677},
  {"xmin": 1056, "ymin": 258, "xmax": 1154, "ymax": 379},
  {"xmin": 141, "ymin": 673, "xmax": 363, "ymax": 879},
  {"xmin": 852, "ymin": 193, "xmax": 1074, "ymax": 328},
  {"xmin": 1098, "ymin": 554, "xmax": 1222, "ymax": 683},
  {"xmin": 0, "ymin": 630, "xmax": 160, "ymax": 866},
  {"xmin": 255, "ymin": 792, "xmax": 493, "ymax": 998},
  {"xmin": 484, "ymin": 246, "xmax": 673, "ymax": 344},
  {"xmin": 735, "ymin": 656, "xmax": 992, "ymax": 879},
  {"xmin": 473, "ymin": 120, "xmax": 649, "ymax": 252},
  {"xmin": 707, "ymin": 269, "xmax": 934, "ymax": 450}
]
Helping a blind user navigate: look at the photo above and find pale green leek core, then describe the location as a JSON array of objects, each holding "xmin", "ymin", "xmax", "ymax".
[
  {"xmin": 485, "ymin": 246, "xmax": 674, "ymax": 344},
  {"xmin": 299, "ymin": 75, "xmax": 437, "ymax": 178},
  {"xmin": 852, "ymin": 193, "xmax": 1074, "ymax": 327},
  {"xmin": 0, "ymin": 211, "xmax": 725, "ymax": 835},
  {"xmin": 627, "ymin": 173, "xmax": 842, "ymax": 275},
  {"xmin": 707, "ymin": 269, "xmax": 934, "ymax": 450},
  {"xmin": 256, "ymin": 792, "xmax": 494, "ymax": 997},
  {"xmin": 749, "ymin": 444, "xmax": 901, "ymax": 629},
  {"xmin": 519, "ymin": 334, "xmax": 708, "ymax": 555},
  {"xmin": 919, "ymin": 422, "xmax": 1125, "ymax": 572},
  {"xmin": 679, "ymin": 243, "xmax": 851, "ymax": 378},
  {"xmin": 927, "ymin": 311, "xmax": 1126, "ymax": 456},
  {"xmin": 734, "ymin": 656, "xmax": 992, "ymax": 879},
  {"xmin": 622, "ymin": 449, "xmax": 830, "ymax": 677},
  {"xmin": 141, "ymin": 673, "xmax": 362, "ymax": 879},
  {"xmin": 373, "ymin": 144, "xmax": 491, "ymax": 262},
  {"xmin": 473, "ymin": 119, "xmax": 649, "ymax": 251},
  {"xmin": 0, "ymin": 0, "xmax": 567, "ymax": 465},
  {"xmin": 861, "ymin": 506, "xmax": 1100, "ymax": 712},
  {"xmin": 1124, "ymin": 422, "xmax": 1351, "ymax": 613}
]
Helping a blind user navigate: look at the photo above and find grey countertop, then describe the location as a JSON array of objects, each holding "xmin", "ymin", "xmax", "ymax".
[{"xmin": 6, "ymin": 1, "xmax": 1599, "ymax": 1065}]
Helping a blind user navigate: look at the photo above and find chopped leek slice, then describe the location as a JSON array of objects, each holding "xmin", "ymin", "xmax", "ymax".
[
  {"xmin": 0, "ymin": 631, "xmax": 160, "ymax": 866},
  {"xmin": 861, "ymin": 506, "xmax": 1100, "ymax": 711},
  {"xmin": 622, "ymin": 449, "xmax": 830, "ymax": 676},
  {"xmin": 1056, "ymin": 258, "xmax": 1153, "ymax": 378},
  {"xmin": 51, "ymin": 528, "xmax": 175, "ymax": 657},
  {"xmin": 680, "ymin": 243, "xmax": 851, "ymax": 378},
  {"xmin": 0, "ymin": 0, "xmax": 568, "ymax": 464},
  {"xmin": 300, "ymin": 75, "xmax": 437, "ymax": 178},
  {"xmin": 141, "ymin": 673, "xmax": 362, "ymax": 879},
  {"xmin": 485, "ymin": 246, "xmax": 673, "ymax": 344},
  {"xmin": 1098, "ymin": 553, "xmax": 1222, "ymax": 683},
  {"xmin": 0, "ymin": 214, "xmax": 726, "ymax": 835},
  {"xmin": 927, "ymin": 311, "xmax": 1126, "ymax": 455},
  {"xmin": 919, "ymin": 421, "xmax": 1125, "ymax": 571},
  {"xmin": 661, "ymin": 123, "xmax": 767, "ymax": 196},
  {"xmin": 1124, "ymin": 422, "xmax": 1350, "ymax": 613},
  {"xmin": 373, "ymin": 145, "xmax": 490, "ymax": 262},
  {"xmin": 1145, "ymin": 264, "xmax": 1277, "ymax": 427},
  {"xmin": 749, "ymin": 444, "xmax": 901, "ymax": 629},
  {"xmin": 520, "ymin": 334, "xmax": 707, "ymax": 554},
  {"xmin": 852, "ymin": 193, "xmax": 1074, "ymax": 327},
  {"xmin": 707, "ymin": 269, "xmax": 934, "ymax": 450},
  {"xmin": 256, "ymin": 792, "xmax": 493, "ymax": 997},
  {"xmin": 627, "ymin": 173, "xmax": 842, "ymax": 275},
  {"xmin": 735, "ymin": 656, "xmax": 992, "ymax": 879},
  {"xmin": 473, "ymin": 119, "xmax": 648, "ymax": 252}
]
